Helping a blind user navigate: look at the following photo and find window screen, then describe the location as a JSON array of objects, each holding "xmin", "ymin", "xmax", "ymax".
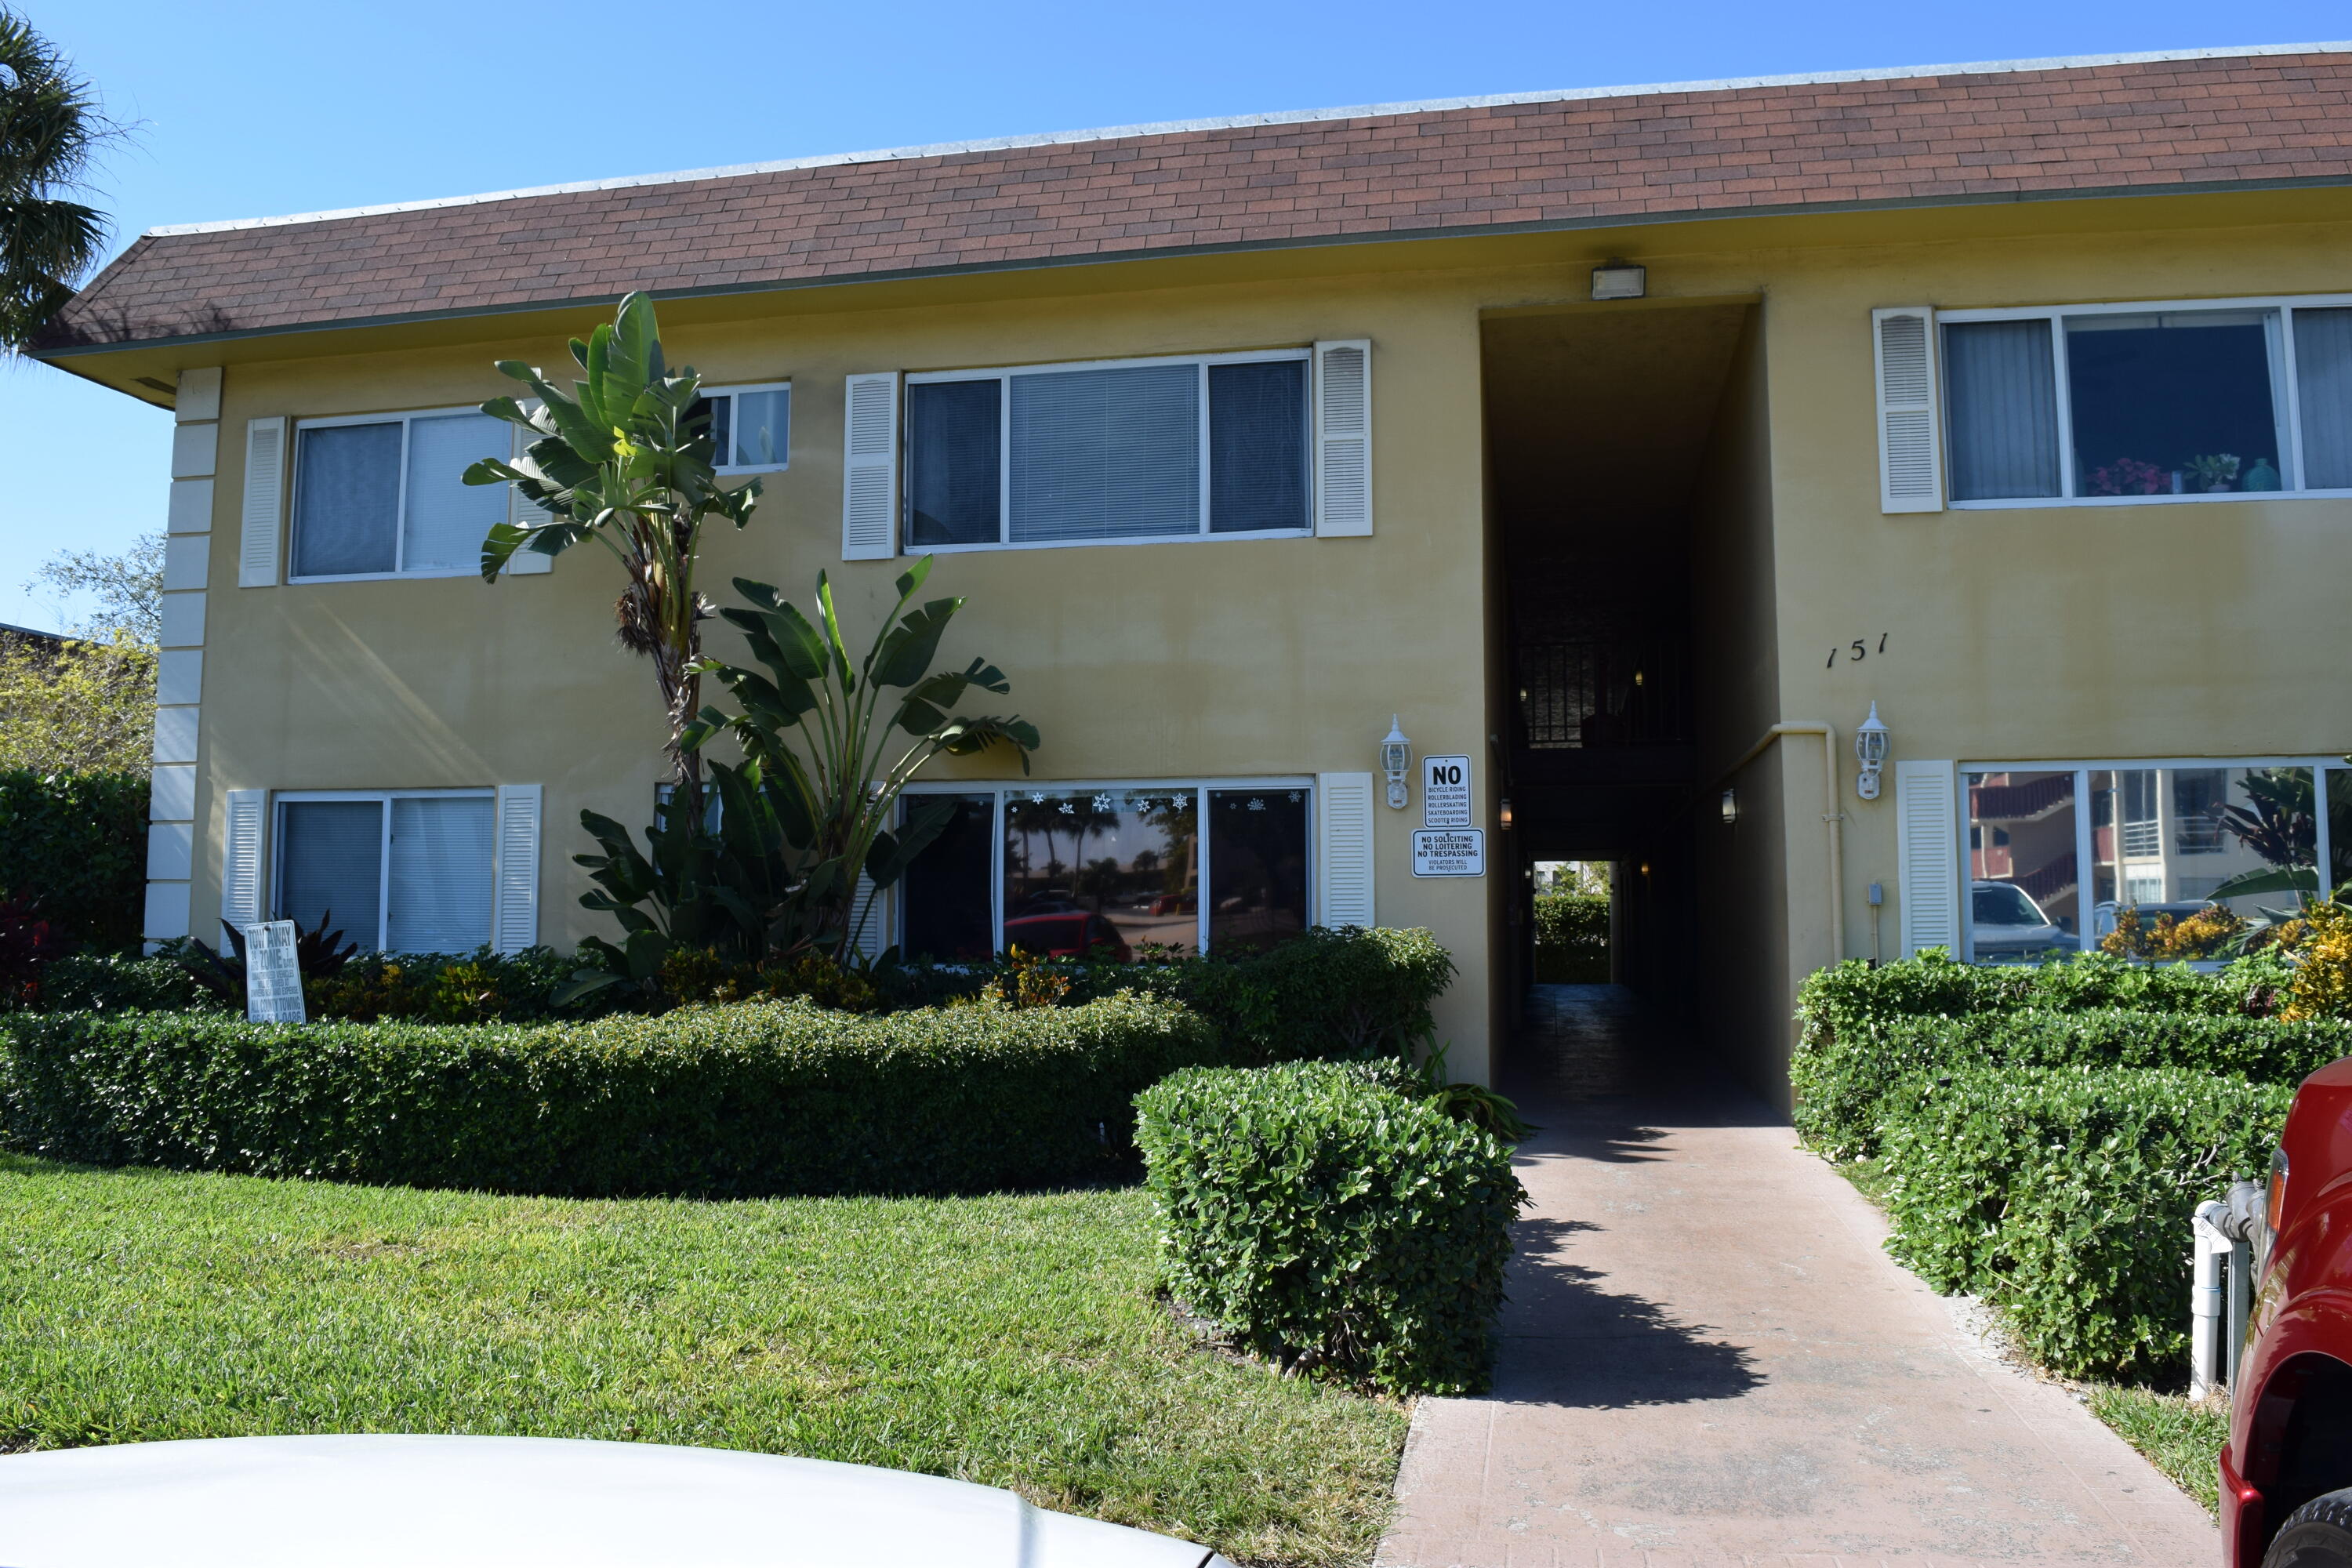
[
  {"xmin": 1944, "ymin": 320, "xmax": 2060, "ymax": 501},
  {"xmin": 387, "ymin": 796, "xmax": 495, "ymax": 953},
  {"xmin": 1010, "ymin": 365, "xmax": 1199, "ymax": 543},
  {"xmin": 278, "ymin": 800, "xmax": 384, "ymax": 948},
  {"xmin": 898, "ymin": 793, "xmax": 995, "ymax": 962},
  {"xmin": 402, "ymin": 413, "xmax": 509, "ymax": 573},
  {"xmin": 906, "ymin": 379, "xmax": 1001, "ymax": 546},
  {"xmin": 1207, "ymin": 788, "xmax": 1309, "ymax": 952},
  {"xmin": 293, "ymin": 423, "xmax": 401, "ymax": 577},
  {"xmin": 1209, "ymin": 361, "xmax": 1308, "ymax": 532}
]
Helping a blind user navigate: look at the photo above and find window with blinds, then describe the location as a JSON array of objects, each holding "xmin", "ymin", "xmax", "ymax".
[
  {"xmin": 275, "ymin": 791, "xmax": 495, "ymax": 953},
  {"xmin": 290, "ymin": 409, "xmax": 511, "ymax": 579},
  {"xmin": 1936, "ymin": 296, "xmax": 2352, "ymax": 506},
  {"xmin": 905, "ymin": 351, "xmax": 1310, "ymax": 549}
]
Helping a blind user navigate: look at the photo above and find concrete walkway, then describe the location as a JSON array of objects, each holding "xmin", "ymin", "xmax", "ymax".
[{"xmin": 1377, "ymin": 985, "xmax": 2217, "ymax": 1568}]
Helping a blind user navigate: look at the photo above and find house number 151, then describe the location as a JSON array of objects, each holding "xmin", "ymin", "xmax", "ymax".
[{"xmin": 1828, "ymin": 633, "xmax": 1889, "ymax": 669}]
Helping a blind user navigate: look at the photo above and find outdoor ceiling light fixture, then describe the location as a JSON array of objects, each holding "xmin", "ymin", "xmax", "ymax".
[
  {"xmin": 1720, "ymin": 787, "xmax": 1740, "ymax": 825},
  {"xmin": 1591, "ymin": 261, "xmax": 1646, "ymax": 300},
  {"xmin": 1381, "ymin": 717, "xmax": 1412, "ymax": 810},
  {"xmin": 1855, "ymin": 702, "xmax": 1890, "ymax": 800}
]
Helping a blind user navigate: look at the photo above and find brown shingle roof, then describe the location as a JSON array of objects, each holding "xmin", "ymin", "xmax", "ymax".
[{"xmin": 38, "ymin": 46, "xmax": 2352, "ymax": 354}]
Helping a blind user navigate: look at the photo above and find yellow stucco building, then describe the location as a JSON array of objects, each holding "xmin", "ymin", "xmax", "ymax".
[{"xmin": 35, "ymin": 45, "xmax": 2352, "ymax": 1102}]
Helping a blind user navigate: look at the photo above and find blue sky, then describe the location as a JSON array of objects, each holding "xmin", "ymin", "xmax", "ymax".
[{"xmin": 5, "ymin": 1, "xmax": 2350, "ymax": 630}]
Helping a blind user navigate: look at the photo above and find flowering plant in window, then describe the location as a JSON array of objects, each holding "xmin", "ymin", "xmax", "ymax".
[
  {"xmin": 2185, "ymin": 452, "xmax": 2241, "ymax": 492},
  {"xmin": 2086, "ymin": 457, "xmax": 2166, "ymax": 496}
]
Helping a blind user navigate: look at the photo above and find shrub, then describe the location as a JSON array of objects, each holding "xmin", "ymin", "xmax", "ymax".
[
  {"xmin": 1792, "ymin": 1005, "xmax": 2352, "ymax": 1160},
  {"xmin": 31, "ymin": 952, "xmax": 219, "ymax": 1014},
  {"xmin": 1134, "ymin": 1060, "xmax": 1524, "ymax": 1396},
  {"xmin": 1532, "ymin": 893, "xmax": 1609, "ymax": 983},
  {"xmin": 0, "ymin": 771, "xmax": 147, "ymax": 952},
  {"xmin": 1878, "ymin": 1065, "xmax": 2289, "ymax": 1381},
  {"xmin": 0, "ymin": 992, "xmax": 1221, "ymax": 1197},
  {"xmin": 1796, "ymin": 952, "xmax": 2292, "ymax": 1065}
]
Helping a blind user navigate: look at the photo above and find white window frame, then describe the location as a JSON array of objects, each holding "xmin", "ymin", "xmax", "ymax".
[
  {"xmin": 288, "ymin": 405, "xmax": 512, "ymax": 583},
  {"xmin": 270, "ymin": 787, "xmax": 495, "ymax": 952},
  {"xmin": 898, "ymin": 775, "xmax": 1316, "ymax": 954},
  {"xmin": 903, "ymin": 349, "xmax": 1315, "ymax": 554},
  {"xmin": 1955, "ymin": 755, "xmax": 2344, "ymax": 966},
  {"xmin": 1939, "ymin": 292, "xmax": 2352, "ymax": 510},
  {"xmin": 699, "ymin": 380, "xmax": 792, "ymax": 475}
]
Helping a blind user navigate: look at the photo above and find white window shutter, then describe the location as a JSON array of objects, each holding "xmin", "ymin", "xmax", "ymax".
[
  {"xmin": 841, "ymin": 372, "xmax": 900, "ymax": 561},
  {"xmin": 240, "ymin": 417, "xmax": 287, "ymax": 586},
  {"xmin": 506, "ymin": 409, "xmax": 552, "ymax": 573},
  {"xmin": 1316, "ymin": 771, "xmax": 1377, "ymax": 928},
  {"xmin": 1896, "ymin": 760, "xmax": 1960, "ymax": 956},
  {"xmin": 1873, "ymin": 308, "xmax": 1942, "ymax": 514},
  {"xmin": 848, "ymin": 870, "xmax": 889, "ymax": 962},
  {"xmin": 221, "ymin": 789, "xmax": 267, "ymax": 932},
  {"xmin": 1312, "ymin": 340, "xmax": 1373, "ymax": 537},
  {"xmin": 492, "ymin": 784, "xmax": 543, "ymax": 953}
]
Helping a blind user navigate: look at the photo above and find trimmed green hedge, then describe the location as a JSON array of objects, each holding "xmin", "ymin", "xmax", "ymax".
[
  {"xmin": 1134, "ymin": 1061, "xmax": 1524, "ymax": 1396},
  {"xmin": 1878, "ymin": 1065, "xmax": 2290, "ymax": 1381},
  {"xmin": 31, "ymin": 953, "xmax": 219, "ymax": 1015},
  {"xmin": 1796, "ymin": 950, "xmax": 2290, "ymax": 1059},
  {"xmin": 1793, "ymin": 1004, "xmax": 2352, "ymax": 1160},
  {"xmin": 0, "ymin": 993, "xmax": 1221, "ymax": 1197},
  {"xmin": 1533, "ymin": 894, "xmax": 1609, "ymax": 984},
  {"xmin": 0, "ymin": 771, "xmax": 147, "ymax": 952}
]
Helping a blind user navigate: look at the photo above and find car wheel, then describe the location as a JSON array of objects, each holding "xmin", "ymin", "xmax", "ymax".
[{"xmin": 2267, "ymin": 1490, "xmax": 2352, "ymax": 1568}]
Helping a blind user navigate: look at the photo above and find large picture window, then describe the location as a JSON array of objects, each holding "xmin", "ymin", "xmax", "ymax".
[
  {"xmin": 1962, "ymin": 759, "xmax": 2346, "ymax": 963},
  {"xmin": 274, "ymin": 790, "xmax": 495, "ymax": 953},
  {"xmin": 905, "ymin": 352, "xmax": 1311, "ymax": 550},
  {"xmin": 1940, "ymin": 296, "xmax": 2352, "ymax": 506},
  {"xmin": 895, "ymin": 779, "xmax": 1313, "ymax": 960},
  {"xmin": 291, "ymin": 409, "xmax": 514, "ymax": 579}
]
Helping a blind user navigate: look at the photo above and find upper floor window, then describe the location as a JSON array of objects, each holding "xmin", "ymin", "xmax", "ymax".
[
  {"xmin": 291, "ymin": 408, "xmax": 510, "ymax": 580},
  {"xmin": 688, "ymin": 382, "xmax": 790, "ymax": 474},
  {"xmin": 904, "ymin": 351, "xmax": 1311, "ymax": 550},
  {"xmin": 1936, "ymin": 296, "xmax": 2352, "ymax": 506}
]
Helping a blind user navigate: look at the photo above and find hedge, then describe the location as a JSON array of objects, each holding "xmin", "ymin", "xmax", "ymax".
[
  {"xmin": 1792, "ymin": 1005, "xmax": 2352, "ymax": 1160},
  {"xmin": 1533, "ymin": 894, "xmax": 1609, "ymax": 984},
  {"xmin": 1878, "ymin": 1065, "xmax": 2290, "ymax": 1381},
  {"xmin": 0, "ymin": 771, "xmax": 147, "ymax": 952},
  {"xmin": 1795, "ymin": 950, "xmax": 2291, "ymax": 1061},
  {"xmin": 1134, "ymin": 1060, "xmax": 1524, "ymax": 1396},
  {"xmin": 0, "ymin": 993, "xmax": 1221, "ymax": 1197}
]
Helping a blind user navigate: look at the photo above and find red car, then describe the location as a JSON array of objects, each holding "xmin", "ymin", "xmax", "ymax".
[
  {"xmin": 2223, "ymin": 1054, "xmax": 2352, "ymax": 1567},
  {"xmin": 1000, "ymin": 911, "xmax": 1133, "ymax": 963}
]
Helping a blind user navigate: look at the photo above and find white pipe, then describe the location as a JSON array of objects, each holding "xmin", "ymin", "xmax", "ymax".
[
  {"xmin": 2190, "ymin": 1201, "xmax": 2232, "ymax": 1399},
  {"xmin": 1715, "ymin": 722, "xmax": 1846, "ymax": 960}
]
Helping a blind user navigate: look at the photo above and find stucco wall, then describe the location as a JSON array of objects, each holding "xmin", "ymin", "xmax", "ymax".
[{"xmin": 185, "ymin": 268, "xmax": 1504, "ymax": 1073}]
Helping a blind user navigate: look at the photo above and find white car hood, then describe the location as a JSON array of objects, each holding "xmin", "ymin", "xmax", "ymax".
[{"xmin": 0, "ymin": 1435, "xmax": 1231, "ymax": 1568}]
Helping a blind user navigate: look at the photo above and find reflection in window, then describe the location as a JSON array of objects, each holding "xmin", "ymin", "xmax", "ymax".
[
  {"xmin": 899, "ymin": 793, "xmax": 994, "ymax": 962},
  {"xmin": 2066, "ymin": 311, "xmax": 2285, "ymax": 497},
  {"xmin": 2088, "ymin": 766, "xmax": 2315, "ymax": 959},
  {"xmin": 1004, "ymin": 789, "xmax": 1198, "ymax": 958},
  {"xmin": 1207, "ymin": 789, "xmax": 1309, "ymax": 953},
  {"xmin": 1965, "ymin": 770, "xmax": 2079, "ymax": 963}
]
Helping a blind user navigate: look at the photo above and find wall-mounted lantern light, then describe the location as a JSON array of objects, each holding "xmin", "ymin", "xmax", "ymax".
[
  {"xmin": 1499, "ymin": 797, "xmax": 1515, "ymax": 829},
  {"xmin": 1592, "ymin": 262, "xmax": 1646, "ymax": 300},
  {"xmin": 1855, "ymin": 702, "xmax": 1889, "ymax": 800},
  {"xmin": 1720, "ymin": 787, "xmax": 1740, "ymax": 825},
  {"xmin": 1380, "ymin": 717, "xmax": 1412, "ymax": 810}
]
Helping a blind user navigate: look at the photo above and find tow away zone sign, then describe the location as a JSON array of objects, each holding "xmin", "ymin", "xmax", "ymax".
[{"xmin": 1411, "ymin": 829, "xmax": 1486, "ymax": 877}]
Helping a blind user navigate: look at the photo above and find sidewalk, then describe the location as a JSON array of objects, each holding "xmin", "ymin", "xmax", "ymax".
[{"xmin": 1376, "ymin": 986, "xmax": 2217, "ymax": 1568}]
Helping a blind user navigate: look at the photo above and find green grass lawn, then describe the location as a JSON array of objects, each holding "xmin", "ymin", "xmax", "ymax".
[{"xmin": 0, "ymin": 1154, "xmax": 1406, "ymax": 1568}]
